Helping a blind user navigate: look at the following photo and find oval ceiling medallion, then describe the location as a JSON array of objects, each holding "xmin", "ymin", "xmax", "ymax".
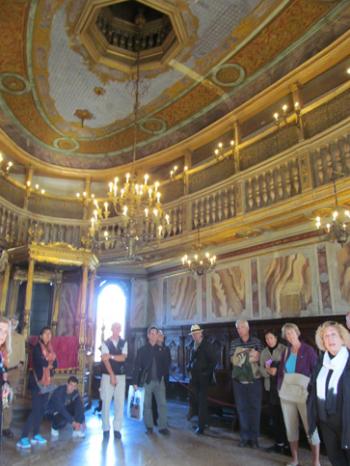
[
  {"xmin": 52, "ymin": 137, "xmax": 79, "ymax": 152},
  {"xmin": 211, "ymin": 64, "xmax": 246, "ymax": 87},
  {"xmin": 140, "ymin": 117, "xmax": 167, "ymax": 135},
  {"xmin": 0, "ymin": 73, "xmax": 30, "ymax": 94}
]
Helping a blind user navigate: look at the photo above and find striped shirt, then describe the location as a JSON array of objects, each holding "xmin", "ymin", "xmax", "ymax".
[
  {"xmin": 230, "ymin": 335, "xmax": 263, "ymax": 382},
  {"xmin": 229, "ymin": 336, "xmax": 263, "ymax": 356}
]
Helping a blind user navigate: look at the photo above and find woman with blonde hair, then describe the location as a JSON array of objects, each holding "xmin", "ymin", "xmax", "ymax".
[
  {"xmin": 277, "ymin": 323, "xmax": 320, "ymax": 466},
  {"xmin": 0, "ymin": 317, "xmax": 12, "ymax": 439},
  {"xmin": 308, "ymin": 321, "xmax": 350, "ymax": 466}
]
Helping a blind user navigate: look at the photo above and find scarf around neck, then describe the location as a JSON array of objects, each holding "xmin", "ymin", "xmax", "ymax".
[
  {"xmin": 316, "ymin": 345, "xmax": 348, "ymax": 414},
  {"xmin": 39, "ymin": 340, "xmax": 56, "ymax": 386}
]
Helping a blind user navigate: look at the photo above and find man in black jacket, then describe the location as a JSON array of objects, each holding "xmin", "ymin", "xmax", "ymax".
[
  {"xmin": 133, "ymin": 326, "xmax": 170, "ymax": 435},
  {"xmin": 188, "ymin": 324, "xmax": 217, "ymax": 435},
  {"xmin": 47, "ymin": 376, "xmax": 85, "ymax": 438}
]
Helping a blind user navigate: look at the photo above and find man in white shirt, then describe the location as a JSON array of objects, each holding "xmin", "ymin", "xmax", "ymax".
[{"xmin": 100, "ymin": 322, "xmax": 127, "ymax": 440}]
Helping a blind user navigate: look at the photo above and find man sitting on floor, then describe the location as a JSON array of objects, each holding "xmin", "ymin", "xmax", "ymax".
[{"xmin": 47, "ymin": 376, "xmax": 85, "ymax": 439}]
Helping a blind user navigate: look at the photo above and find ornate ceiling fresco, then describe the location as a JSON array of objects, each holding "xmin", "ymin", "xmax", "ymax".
[{"xmin": 0, "ymin": 0, "xmax": 350, "ymax": 170}]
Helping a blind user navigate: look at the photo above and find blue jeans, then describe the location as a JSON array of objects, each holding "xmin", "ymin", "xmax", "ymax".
[
  {"xmin": 233, "ymin": 379, "xmax": 262, "ymax": 441},
  {"xmin": 51, "ymin": 397, "xmax": 85, "ymax": 430},
  {"xmin": 22, "ymin": 391, "xmax": 49, "ymax": 437}
]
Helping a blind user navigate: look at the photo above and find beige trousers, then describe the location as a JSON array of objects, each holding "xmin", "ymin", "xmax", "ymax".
[
  {"xmin": 280, "ymin": 398, "xmax": 320, "ymax": 445},
  {"xmin": 100, "ymin": 374, "xmax": 126, "ymax": 432}
]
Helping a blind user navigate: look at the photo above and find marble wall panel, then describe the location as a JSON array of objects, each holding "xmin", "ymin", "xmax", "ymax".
[
  {"xmin": 56, "ymin": 281, "xmax": 79, "ymax": 336},
  {"xmin": 207, "ymin": 261, "xmax": 251, "ymax": 321},
  {"xmin": 317, "ymin": 244, "xmax": 332, "ymax": 313},
  {"xmin": 259, "ymin": 249, "xmax": 319, "ymax": 318},
  {"xmin": 166, "ymin": 274, "xmax": 199, "ymax": 324},
  {"xmin": 147, "ymin": 277, "xmax": 164, "ymax": 326},
  {"xmin": 130, "ymin": 279, "xmax": 148, "ymax": 328},
  {"xmin": 328, "ymin": 242, "xmax": 350, "ymax": 314}
]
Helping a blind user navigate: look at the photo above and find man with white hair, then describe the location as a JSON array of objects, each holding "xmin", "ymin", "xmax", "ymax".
[
  {"xmin": 230, "ymin": 319, "xmax": 263, "ymax": 448},
  {"xmin": 2, "ymin": 316, "xmax": 25, "ymax": 439}
]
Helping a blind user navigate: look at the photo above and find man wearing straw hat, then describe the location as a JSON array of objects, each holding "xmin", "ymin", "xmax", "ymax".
[{"xmin": 188, "ymin": 324, "xmax": 217, "ymax": 435}]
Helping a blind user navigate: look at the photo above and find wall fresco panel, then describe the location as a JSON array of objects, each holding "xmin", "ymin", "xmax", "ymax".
[
  {"xmin": 328, "ymin": 242, "xmax": 350, "ymax": 314},
  {"xmin": 130, "ymin": 279, "xmax": 148, "ymax": 328},
  {"xmin": 207, "ymin": 261, "xmax": 251, "ymax": 321},
  {"xmin": 259, "ymin": 248, "xmax": 319, "ymax": 319},
  {"xmin": 166, "ymin": 274, "xmax": 199, "ymax": 324},
  {"xmin": 147, "ymin": 278, "xmax": 164, "ymax": 326}
]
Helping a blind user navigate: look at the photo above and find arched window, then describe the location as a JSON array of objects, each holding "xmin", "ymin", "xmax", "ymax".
[{"xmin": 94, "ymin": 283, "xmax": 127, "ymax": 362}]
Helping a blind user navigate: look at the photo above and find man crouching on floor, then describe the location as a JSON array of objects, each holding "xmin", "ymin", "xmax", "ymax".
[{"xmin": 47, "ymin": 376, "xmax": 85, "ymax": 439}]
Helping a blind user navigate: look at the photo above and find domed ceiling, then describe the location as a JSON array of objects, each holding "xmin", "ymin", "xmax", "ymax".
[{"xmin": 0, "ymin": 0, "xmax": 349, "ymax": 170}]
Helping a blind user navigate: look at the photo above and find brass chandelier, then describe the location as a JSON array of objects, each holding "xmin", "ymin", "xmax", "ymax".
[
  {"xmin": 89, "ymin": 11, "xmax": 170, "ymax": 256},
  {"xmin": 181, "ymin": 224, "xmax": 216, "ymax": 275},
  {"xmin": 315, "ymin": 177, "xmax": 350, "ymax": 246}
]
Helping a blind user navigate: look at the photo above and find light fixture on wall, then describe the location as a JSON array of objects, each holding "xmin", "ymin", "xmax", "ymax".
[
  {"xmin": 0, "ymin": 152, "xmax": 13, "ymax": 177},
  {"xmin": 89, "ymin": 10, "xmax": 171, "ymax": 257},
  {"xmin": 170, "ymin": 164, "xmax": 188, "ymax": 180},
  {"xmin": 181, "ymin": 224, "xmax": 216, "ymax": 275},
  {"xmin": 213, "ymin": 140, "xmax": 234, "ymax": 162},
  {"xmin": 315, "ymin": 176, "xmax": 350, "ymax": 246},
  {"xmin": 273, "ymin": 102, "xmax": 301, "ymax": 129},
  {"xmin": 26, "ymin": 180, "xmax": 46, "ymax": 195}
]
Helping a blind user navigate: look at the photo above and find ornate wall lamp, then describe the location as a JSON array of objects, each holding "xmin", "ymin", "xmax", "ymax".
[
  {"xmin": 0, "ymin": 152, "xmax": 13, "ymax": 177},
  {"xmin": 273, "ymin": 102, "xmax": 302, "ymax": 129},
  {"xmin": 26, "ymin": 180, "xmax": 45, "ymax": 195},
  {"xmin": 170, "ymin": 164, "xmax": 188, "ymax": 180},
  {"xmin": 213, "ymin": 140, "xmax": 234, "ymax": 162}
]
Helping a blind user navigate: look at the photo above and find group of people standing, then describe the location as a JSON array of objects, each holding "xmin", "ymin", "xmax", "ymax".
[
  {"xmin": 227, "ymin": 319, "xmax": 350, "ymax": 466},
  {"xmin": 2, "ymin": 314, "xmax": 350, "ymax": 466}
]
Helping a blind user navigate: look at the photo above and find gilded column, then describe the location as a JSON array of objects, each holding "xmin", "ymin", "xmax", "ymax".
[
  {"xmin": 78, "ymin": 264, "xmax": 89, "ymax": 395},
  {"xmin": 183, "ymin": 150, "xmax": 192, "ymax": 234},
  {"xmin": 86, "ymin": 270, "xmax": 96, "ymax": 349},
  {"xmin": 233, "ymin": 120, "xmax": 241, "ymax": 173},
  {"xmin": 291, "ymin": 82, "xmax": 305, "ymax": 141},
  {"xmin": 82, "ymin": 177, "xmax": 91, "ymax": 220},
  {"xmin": 51, "ymin": 272, "xmax": 63, "ymax": 336},
  {"xmin": 0, "ymin": 262, "xmax": 11, "ymax": 315},
  {"xmin": 8, "ymin": 279, "xmax": 20, "ymax": 318},
  {"xmin": 24, "ymin": 167, "xmax": 34, "ymax": 210},
  {"xmin": 86, "ymin": 270, "xmax": 96, "ymax": 402},
  {"xmin": 23, "ymin": 258, "xmax": 35, "ymax": 337}
]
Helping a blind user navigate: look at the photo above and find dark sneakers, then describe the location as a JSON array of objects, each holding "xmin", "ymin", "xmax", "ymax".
[
  {"xmin": 2, "ymin": 429, "xmax": 14, "ymax": 439},
  {"xmin": 145, "ymin": 428, "xmax": 153, "ymax": 435},
  {"xmin": 238, "ymin": 440, "xmax": 248, "ymax": 447},
  {"xmin": 114, "ymin": 431, "xmax": 121, "ymax": 440},
  {"xmin": 238, "ymin": 439, "xmax": 259, "ymax": 448},
  {"xmin": 158, "ymin": 428, "xmax": 170, "ymax": 436},
  {"xmin": 249, "ymin": 440, "xmax": 260, "ymax": 449},
  {"xmin": 194, "ymin": 427, "xmax": 204, "ymax": 435}
]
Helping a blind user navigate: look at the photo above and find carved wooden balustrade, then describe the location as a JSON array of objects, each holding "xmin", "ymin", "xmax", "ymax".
[{"xmin": 1, "ymin": 130, "xmax": 350, "ymax": 250}]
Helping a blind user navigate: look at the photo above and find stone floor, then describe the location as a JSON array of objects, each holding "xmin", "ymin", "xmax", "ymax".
[{"xmin": 0, "ymin": 401, "xmax": 331, "ymax": 466}]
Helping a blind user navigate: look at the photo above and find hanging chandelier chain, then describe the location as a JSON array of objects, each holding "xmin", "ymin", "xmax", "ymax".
[{"xmin": 86, "ymin": 9, "xmax": 171, "ymax": 256}]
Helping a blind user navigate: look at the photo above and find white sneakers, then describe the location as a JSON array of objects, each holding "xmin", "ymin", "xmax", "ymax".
[
  {"xmin": 72, "ymin": 429, "xmax": 86, "ymax": 439},
  {"xmin": 51, "ymin": 428, "xmax": 59, "ymax": 438}
]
